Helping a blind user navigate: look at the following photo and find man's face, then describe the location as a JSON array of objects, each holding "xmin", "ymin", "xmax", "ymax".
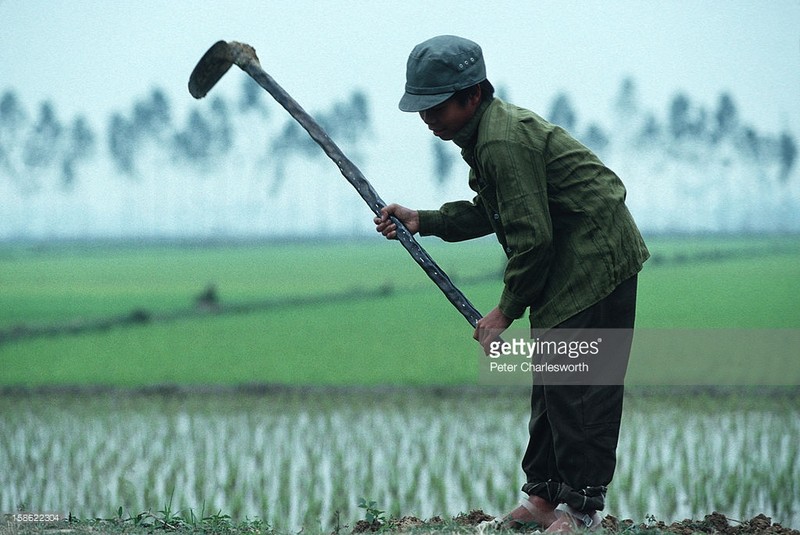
[{"xmin": 418, "ymin": 91, "xmax": 480, "ymax": 141}]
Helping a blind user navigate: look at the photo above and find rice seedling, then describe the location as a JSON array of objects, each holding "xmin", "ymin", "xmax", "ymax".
[{"xmin": 1, "ymin": 389, "xmax": 797, "ymax": 532}]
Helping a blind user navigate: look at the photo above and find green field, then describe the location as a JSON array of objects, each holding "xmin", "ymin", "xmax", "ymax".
[
  {"xmin": 1, "ymin": 235, "xmax": 799, "ymax": 387},
  {"xmin": 2, "ymin": 236, "xmax": 799, "ymax": 531}
]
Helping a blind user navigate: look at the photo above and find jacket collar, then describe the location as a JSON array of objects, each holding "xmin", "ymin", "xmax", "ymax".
[{"xmin": 452, "ymin": 97, "xmax": 493, "ymax": 149}]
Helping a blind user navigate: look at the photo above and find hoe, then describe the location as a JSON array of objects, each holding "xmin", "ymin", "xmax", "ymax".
[{"xmin": 188, "ymin": 41, "xmax": 484, "ymax": 328}]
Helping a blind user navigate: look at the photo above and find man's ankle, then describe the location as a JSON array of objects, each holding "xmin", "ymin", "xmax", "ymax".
[{"xmin": 526, "ymin": 495, "xmax": 556, "ymax": 512}]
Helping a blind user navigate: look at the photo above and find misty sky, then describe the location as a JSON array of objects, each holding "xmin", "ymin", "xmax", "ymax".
[{"xmin": 2, "ymin": 0, "xmax": 799, "ymax": 135}]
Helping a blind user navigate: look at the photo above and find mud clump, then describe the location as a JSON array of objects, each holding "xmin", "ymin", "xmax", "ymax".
[
  {"xmin": 351, "ymin": 509, "xmax": 494, "ymax": 532},
  {"xmin": 453, "ymin": 510, "xmax": 495, "ymax": 525}
]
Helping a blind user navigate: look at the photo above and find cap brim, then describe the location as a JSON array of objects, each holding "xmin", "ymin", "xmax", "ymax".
[{"xmin": 398, "ymin": 91, "xmax": 454, "ymax": 112}]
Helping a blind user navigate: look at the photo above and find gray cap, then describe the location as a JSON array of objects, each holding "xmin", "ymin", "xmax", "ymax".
[{"xmin": 399, "ymin": 35, "xmax": 487, "ymax": 113}]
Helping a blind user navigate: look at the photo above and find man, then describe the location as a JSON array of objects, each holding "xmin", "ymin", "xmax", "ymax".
[{"xmin": 375, "ymin": 35, "xmax": 649, "ymax": 532}]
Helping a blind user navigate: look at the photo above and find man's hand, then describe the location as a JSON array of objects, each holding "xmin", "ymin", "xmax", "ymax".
[
  {"xmin": 474, "ymin": 306, "xmax": 513, "ymax": 355},
  {"xmin": 374, "ymin": 204, "xmax": 419, "ymax": 239}
]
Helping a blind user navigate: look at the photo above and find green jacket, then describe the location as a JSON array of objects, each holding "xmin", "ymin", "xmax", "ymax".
[{"xmin": 418, "ymin": 98, "xmax": 650, "ymax": 328}]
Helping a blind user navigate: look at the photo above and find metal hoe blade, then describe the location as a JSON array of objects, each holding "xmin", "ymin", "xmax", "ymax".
[
  {"xmin": 188, "ymin": 41, "xmax": 237, "ymax": 99},
  {"xmin": 187, "ymin": 41, "xmax": 485, "ymax": 328}
]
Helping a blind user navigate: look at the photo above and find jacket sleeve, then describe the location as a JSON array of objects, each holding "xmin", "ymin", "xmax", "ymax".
[
  {"xmin": 482, "ymin": 139, "xmax": 554, "ymax": 320},
  {"xmin": 417, "ymin": 192, "xmax": 494, "ymax": 242}
]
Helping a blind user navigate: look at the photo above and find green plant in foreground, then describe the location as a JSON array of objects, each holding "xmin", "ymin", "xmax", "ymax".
[
  {"xmin": 80, "ymin": 504, "xmax": 257, "ymax": 533},
  {"xmin": 358, "ymin": 497, "xmax": 386, "ymax": 526},
  {"xmin": 200, "ymin": 511, "xmax": 235, "ymax": 533},
  {"xmin": 156, "ymin": 490, "xmax": 187, "ymax": 530}
]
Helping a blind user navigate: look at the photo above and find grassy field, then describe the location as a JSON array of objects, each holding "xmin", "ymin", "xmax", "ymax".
[{"xmin": 1, "ymin": 235, "xmax": 799, "ymax": 387}]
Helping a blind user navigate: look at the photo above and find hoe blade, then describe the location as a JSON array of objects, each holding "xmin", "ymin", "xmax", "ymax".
[{"xmin": 188, "ymin": 40, "xmax": 234, "ymax": 99}]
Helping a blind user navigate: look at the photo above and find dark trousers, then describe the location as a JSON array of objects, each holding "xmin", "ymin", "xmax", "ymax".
[{"xmin": 520, "ymin": 275, "xmax": 638, "ymax": 512}]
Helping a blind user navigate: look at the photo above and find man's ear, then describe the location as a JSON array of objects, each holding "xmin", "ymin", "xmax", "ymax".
[{"xmin": 469, "ymin": 84, "xmax": 483, "ymax": 110}]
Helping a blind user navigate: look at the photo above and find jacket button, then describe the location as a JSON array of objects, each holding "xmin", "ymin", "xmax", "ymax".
[
  {"xmin": 506, "ymin": 246, "xmax": 513, "ymax": 254},
  {"xmin": 493, "ymin": 213, "xmax": 500, "ymax": 220}
]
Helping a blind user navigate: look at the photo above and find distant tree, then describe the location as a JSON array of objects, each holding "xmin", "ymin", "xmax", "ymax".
[
  {"xmin": 346, "ymin": 90, "xmax": 370, "ymax": 134},
  {"xmin": 318, "ymin": 89, "xmax": 370, "ymax": 143},
  {"xmin": 431, "ymin": 138, "xmax": 456, "ymax": 186},
  {"xmin": 108, "ymin": 112, "xmax": 136, "ymax": 174},
  {"xmin": 713, "ymin": 92, "xmax": 738, "ymax": 142},
  {"xmin": 637, "ymin": 113, "xmax": 662, "ymax": 147},
  {"xmin": 268, "ymin": 119, "xmax": 316, "ymax": 193},
  {"xmin": 209, "ymin": 96, "xmax": 233, "ymax": 153},
  {"xmin": 23, "ymin": 101, "xmax": 63, "ymax": 169},
  {"xmin": 693, "ymin": 106, "xmax": 709, "ymax": 139},
  {"xmin": 68, "ymin": 116, "xmax": 95, "ymax": 159},
  {"xmin": 778, "ymin": 131, "xmax": 797, "ymax": 182},
  {"xmin": 60, "ymin": 159, "xmax": 76, "ymax": 189},
  {"xmin": 583, "ymin": 123, "xmax": 609, "ymax": 155},
  {"xmin": 173, "ymin": 109, "xmax": 214, "ymax": 163},
  {"xmin": 271, "ymin": 117, "xmax": 317, "ymax": 159},
  {"xmin": 61, "ymin": 115, "xmax": 96, "ymax": 187},
  {"xmin": 239, "ymin": 76, "xmax": 268, "ymax": 116},
  {"xmin": 614, "ymin": 76, "xmax": 638, "ymax": 122},
  {"xmin": 0, "ymin": 90, "xmax": 28, "ymax": 177},
  {"xmin": 350, "ymin": 90, "xmax": 370, "ymax": 122},
  {"xmin": 0, "ymin": 90, "xmax": 27, "ymax": 132},
  {"xmin": 669, "ymin": 93, "xmax": 692, "ymax": 139},
  {"xmin": 105, "ymin": 89, "xmax": 173, "ymax": 175},
  {"xmin": 132, "ymin": 88, "xmax": 171, "ymax": 139},
  {"xmin": 548, "ymin": 92, "xmax": 577, "ymax": 132},
  {"xmin": 668, "ymin": 92, "xmax": 710, "ymax": 140},
  {"xmin": 738, "ymin": 126, "xmax": 761, "ymax": 160}
]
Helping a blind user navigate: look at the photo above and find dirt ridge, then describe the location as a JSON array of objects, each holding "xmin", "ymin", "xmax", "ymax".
[{"xmin": 352, "ymin": 510, "xmax": 799, "ymax": 534}]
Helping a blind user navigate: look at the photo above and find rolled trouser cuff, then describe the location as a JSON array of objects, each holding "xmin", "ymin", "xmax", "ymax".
[{"xmin": 522, "ymin": 480, "xmax": 607, "ymax": 512}]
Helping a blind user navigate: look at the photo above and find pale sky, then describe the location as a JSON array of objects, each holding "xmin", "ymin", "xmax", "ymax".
[
  {"xmin": 1, "ymin": 0, "xmax": 800, "ymax": 239},
  {"xmin": 2, "ymin": 0, "xmax": 799, "ymax": 134}
]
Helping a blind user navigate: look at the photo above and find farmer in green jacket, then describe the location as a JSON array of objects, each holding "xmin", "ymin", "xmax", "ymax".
[{"xmin": 375, "ymin": 35, "xmax": 649, "ymax": 532}]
